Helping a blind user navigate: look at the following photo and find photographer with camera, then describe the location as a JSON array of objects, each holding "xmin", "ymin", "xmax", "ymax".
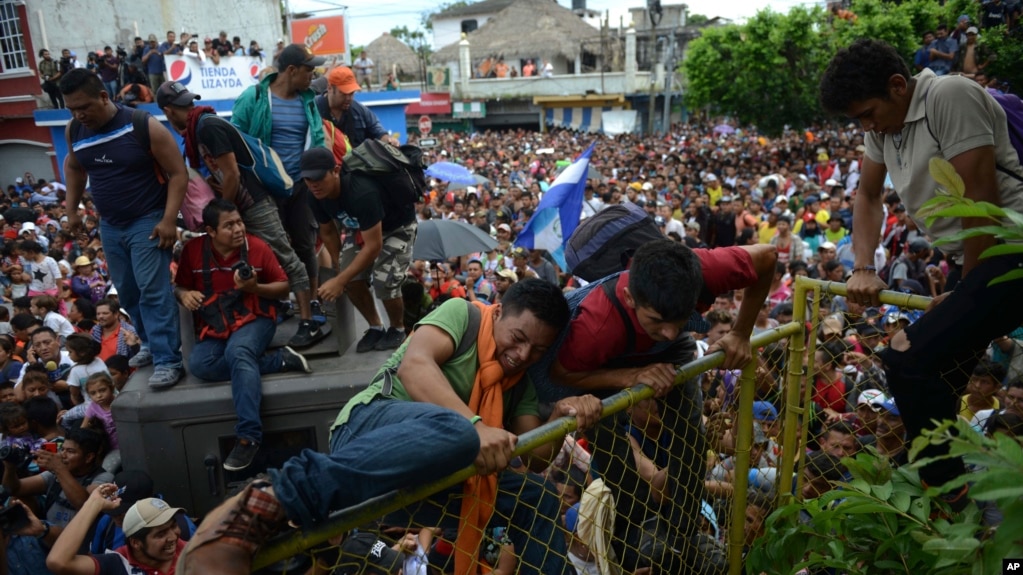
[
  {"xmin": 98, "ymin": 46, "xmax": 120, "ymax": 98},
  {"xmin": 174, "ymin": 199, "xmax": 312, "ymax": 472}
]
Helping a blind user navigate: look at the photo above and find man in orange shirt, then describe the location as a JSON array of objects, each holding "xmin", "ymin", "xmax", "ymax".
[{"xmin": 90, "ymin": 298, "xmax": 140, "ymax": 362}]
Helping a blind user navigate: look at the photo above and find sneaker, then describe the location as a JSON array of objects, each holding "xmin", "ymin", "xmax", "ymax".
[
  {"xmin": 310, "ymin": 300, "xmax": 326, "ymax": 325},
  {"xmin": 373, "ymin": 327, "xmax": 406, "ymax": 351},
  {"xmin": 356, "ymin": 327, "xmax": 386, "ymax": 353},
  {"xmin": 129, "ymin": 349, "xmax": 153, "ymax": 368},
  {"xmin": 148, "ymin": 366, "xmax": 184, "ymax": 390},
  {"xmin": 176, "ymin": 479, "xmax": 286, "ymax": 575},
  {"xmin": 280, "ymin": 346, "xmax": 311, "ymax": 373},
  {"xmin": 223, "ymin": 439, "xmax": 259, "ymax": 471},
  {"xmin": 288, "ymin": 320, "xmax": 325, "ymax": 348}
]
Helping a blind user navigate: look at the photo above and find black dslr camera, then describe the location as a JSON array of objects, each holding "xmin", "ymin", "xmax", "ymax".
[
  {"xmin": 0, "ymin": 444, "xmax": 32, "ymax": 468},
  {"xmin": 232, "ymin": 261, "xmax": 254, "ymax": 281}
]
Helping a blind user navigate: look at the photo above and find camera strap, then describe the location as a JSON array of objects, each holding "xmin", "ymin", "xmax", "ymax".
[{"xmin": 201, "ymin": 235, "xmax": 249, "ymax": 297}]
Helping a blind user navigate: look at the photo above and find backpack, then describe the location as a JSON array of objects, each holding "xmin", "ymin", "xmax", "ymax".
[
  {"xmin": 343, "ymin": 139, "xmax": 428, "ymax": 206},
  {"xmin": 70, "ymin": 108, "xmax": 165, "ymax": 184},
  {"xmin": 197, "ymin": 114, "xmax": 294, "ymax": 199},
  {"xmin": 565, "ymin": 203, "xmax": 664, "ymax": 281}
]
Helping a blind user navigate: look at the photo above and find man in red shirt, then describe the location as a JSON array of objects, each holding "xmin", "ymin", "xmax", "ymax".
[
  {"xmin": 175, "ymin": 199, "xmax": 311, "ymax": 471},
  {"xmin": 530, "ymin": 239, "xmax": 776, "ymax": 572}
]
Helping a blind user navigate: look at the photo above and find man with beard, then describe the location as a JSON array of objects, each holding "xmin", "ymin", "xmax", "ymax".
[{"xmin": 316, "ymin": 66, "xmax": 396, "ymax": 148}]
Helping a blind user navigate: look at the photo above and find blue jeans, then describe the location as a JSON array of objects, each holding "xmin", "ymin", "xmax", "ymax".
[
  {"xmin": 188, "ymin": 317, "xmax": 282, "ymax": 443},
  {"xmin": 103, "ymin": 80, "xmax": 118, "ymax": 98},
  {"xmin": 270, "ymin": 400, "xmax": 570, "ymax": 575},
  {"xmin": 100, "ymin": 210, "xmax": 182, "ymax": 369}
]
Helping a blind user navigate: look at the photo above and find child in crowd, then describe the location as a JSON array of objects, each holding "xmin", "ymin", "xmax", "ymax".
[
  {"xmin": 82, "ymin": 372, "xmax": 119, "ymax": 472},
  {"xmin": 20, "ymin": 364, "xmax": 60, "ymax": 407},
  {"xmin": 31, "ymin": 294, "xmax": 74, "ymax": 339},
  {"xmin": 0, "ymin": 381, "xmax": 17, "ymax": 404},
  {"xmin": 104, "ymin": 354, "xmax": 130, "ymax": 391},
  {"xmin": 65, "ymin": 334, "xmax": 107, "ymax": 406},
  {"xmin": 0, "ymin": 337, "xmax": 23, "ymax": 383},
  {"xmin": 7, "ymin": 266, "xmax": 27, "ymax": 300},
  {"xmin": 0, "ymin": 401, "xmax": 42, "ymax": 452}
]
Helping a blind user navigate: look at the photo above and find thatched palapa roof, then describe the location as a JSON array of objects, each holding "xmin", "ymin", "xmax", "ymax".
[
  {"xmin": 431, "ymin": 0, "xmax": 600, "ymax": 64},
  {"xmin": 365, "ymin": 32, "xmax": 422, "ymax": 81}
]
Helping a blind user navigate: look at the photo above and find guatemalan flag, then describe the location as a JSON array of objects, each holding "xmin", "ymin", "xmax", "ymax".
[{"xmin": 514, "ymin": 142, "xmax": 595, "ymax": 270}]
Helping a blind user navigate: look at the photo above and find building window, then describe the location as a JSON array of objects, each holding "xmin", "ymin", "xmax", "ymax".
[
  {"xmin": 461, "ymin": 19, "xmax": 478, "ymax": 34},
  {"xmin": 0, "ymin": 1, "xmax": 29, "ymax": 73}
]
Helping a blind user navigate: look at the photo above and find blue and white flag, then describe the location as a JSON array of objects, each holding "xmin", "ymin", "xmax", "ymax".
[{"xmin": 514, "ymin": 142, "xmax": 595, "ymax": 270}]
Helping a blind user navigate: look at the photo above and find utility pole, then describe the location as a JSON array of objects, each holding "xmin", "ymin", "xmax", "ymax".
[
  {"xmin": 646, "ymin": 0, "xmax": 662, "ymax": 135},
  {"xmin": 662, "ymin": 30, "xmax": 674, "ymax": 133}
]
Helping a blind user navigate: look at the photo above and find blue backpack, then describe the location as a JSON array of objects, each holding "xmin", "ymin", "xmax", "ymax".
[{"xmin": 198, "ymin": 114, "xmax": 294, "ymax": 199}]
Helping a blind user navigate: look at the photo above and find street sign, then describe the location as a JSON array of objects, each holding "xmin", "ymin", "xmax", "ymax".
[
  {"xmin": 419, "ymin": 138, "xmax": 438, "ymax": 148},
  {"xmin": 418, "ymin": 115, "xmax": 432, "ymax": 135}
]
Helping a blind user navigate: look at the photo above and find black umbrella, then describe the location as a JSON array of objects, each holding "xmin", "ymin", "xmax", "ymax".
[{"xmin": 413, "ymin": 219, "xmax": 498, "ymax": 261}]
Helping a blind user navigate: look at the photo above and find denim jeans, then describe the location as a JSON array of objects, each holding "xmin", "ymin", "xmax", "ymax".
[
  {"xmin": 270, "ymin": 399, "xmax": 570, "ymax": 575},
  {"xmin": 188, "ymin": 316, "xmax": 282, "ymax": 443},
  {"xmin": 100, "ymin": 210, "xmax": 181, "ymax": 369},
  {"xmin": 102, "ymin": 80, "xmax": 118, "ymax": 98},
  {"xmin": 242, "ymin": 197, "xmax": 309, "ymax": 292},
  {"xmin": 880, "ymin": 253, "xmax": 1023, "ymax": 486}
]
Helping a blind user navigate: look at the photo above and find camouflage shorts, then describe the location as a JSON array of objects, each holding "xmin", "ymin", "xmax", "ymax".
[{"xmin": 339, "ymin": 221, "xmax": 417, "ymax": 301}]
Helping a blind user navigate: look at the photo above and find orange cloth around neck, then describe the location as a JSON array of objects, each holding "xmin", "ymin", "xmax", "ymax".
[{"xmin": 454, "ymin": 301, "xmax": 525, "ymax": 575}]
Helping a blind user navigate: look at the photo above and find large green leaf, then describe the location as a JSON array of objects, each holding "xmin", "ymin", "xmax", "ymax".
[
  {"xmin": 988, "ymin": 268, "xmax": 1023, "ymax": 287},
  {"xmin": 928, "ymin": 157, "xmax": 965, "ymax": 196},
  {"xmin": 979, "ymin": 243, "xmax": 1023, "ymax": 259}
]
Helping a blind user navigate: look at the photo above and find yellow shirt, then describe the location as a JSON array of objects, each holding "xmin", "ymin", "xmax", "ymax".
[{"xmin": 759, "ymin": 222, "xmax": 778, "ymax": 244}]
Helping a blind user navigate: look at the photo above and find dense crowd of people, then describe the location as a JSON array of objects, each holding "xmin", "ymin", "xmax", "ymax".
[
  {"xmin": 3, "ymin": 36, "xmax": 1023, "ymax": 575},
  {"xmin": 36, "ymin": 30, "xmax": 270, "ymax": 110}
]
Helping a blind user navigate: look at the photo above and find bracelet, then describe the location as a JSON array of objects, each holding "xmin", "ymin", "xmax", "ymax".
[
  {"xmin": 38, "ymin": 521, "xmax": 50, "ymax": 539},
  {"xmin": 851, "ymin": 266, "xmax": 877, "ymax": 274},
  {"xmin": 469, "ymin": 415, "xmax": 482, "ymax": 426}
]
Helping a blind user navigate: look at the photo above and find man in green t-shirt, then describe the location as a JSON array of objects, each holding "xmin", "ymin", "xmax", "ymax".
[{"xmin": 179, "ymin": 279, "xmax": 601, "ymax": 575}]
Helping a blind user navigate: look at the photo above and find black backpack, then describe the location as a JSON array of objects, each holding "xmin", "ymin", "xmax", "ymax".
[
  {"xmin": 565, "ymin": 203, "xmax": 664, "ymax": 281},
  {"xmin": 342, "ymin": 139, "xmax": 428, "ymax": 206}
]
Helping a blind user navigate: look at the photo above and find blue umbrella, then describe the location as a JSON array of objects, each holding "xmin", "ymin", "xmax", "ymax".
[
  {"xmin": 425, "ymin": 161, "xmax": 476, "ymax": 184},
  {"xmin": 713, "ymin": 124, "xmax": 736, "ymax": 135}
]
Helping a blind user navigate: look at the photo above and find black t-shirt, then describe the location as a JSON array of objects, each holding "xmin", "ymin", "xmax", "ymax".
[
  {"xmin": 195, "ymin": 115, "xmax": 270, "ymax": 206},
  {"xmin": 309, "ymin": 172, "xmax": 414, "ymax": 234}
]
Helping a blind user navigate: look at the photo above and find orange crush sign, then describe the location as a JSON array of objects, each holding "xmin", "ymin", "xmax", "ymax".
[{"xmin": 290, "ymin": 16, "xmax": 346, "ymax": 55}]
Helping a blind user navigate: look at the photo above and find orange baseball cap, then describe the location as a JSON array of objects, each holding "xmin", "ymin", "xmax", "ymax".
[{"xmin": 327, "ymin": 66, "xmax": 361, "ymax": 93}]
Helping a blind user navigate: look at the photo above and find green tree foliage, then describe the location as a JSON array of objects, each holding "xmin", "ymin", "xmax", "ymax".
[
  {"xmin": 683, "ymin": 6, "xmax": 831, "ymax": 135},
  {"xmin": 687, "ymin": 13, "xmax": 710, "ymax": 27},
  {"xmin": 681, "ymin": 0, "xmax": 1023, "ymax": 133},
  {"xmin": 747, "ymin": 420, "xmax": 1023, "ymax": 575},
  {"xmin": 390, "ymin": 25, "xmax": 433, "ymax": 61}
]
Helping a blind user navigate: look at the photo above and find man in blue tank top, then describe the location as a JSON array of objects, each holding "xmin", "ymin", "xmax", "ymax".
[{"xmin": 59, "ymin": 69, "xmax": 186, "ymax": 389}]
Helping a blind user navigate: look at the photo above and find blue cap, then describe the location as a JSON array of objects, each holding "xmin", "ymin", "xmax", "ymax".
[
  {"xmin": 752, "ymin": 401, "xmax": 778, "ymax": 422},
  {"xmin": 700, "ymin": 500, "xmax": 720, "ymax": 540},
  {"xmin": 875, "ymin": 400, "xmax": 900, "ymax": 417},
  {"xmin": 564, "ymin": 502, "xmax": 579, "ymax": 533},
  {"xmin": 958, "ymin": 14, "xmax": 970, "ymax": 23},
  {"xmin": 805, "ymin": 194, "xmax": 820, "ymax": 204}
]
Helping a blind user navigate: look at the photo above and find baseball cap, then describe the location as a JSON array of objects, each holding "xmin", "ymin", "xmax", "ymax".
[
  {"xmin": 821, "ymin": 314, "xmax": 844, "ymax": 337},
  {"xmin": 327, "ymin": 66, "xmax": 361, "ymax": 93},
  {"xmin": 824, "ymin": 179, "xmax": 839, "ymax": 187},
  {"xmin": 156, "ymin": 81, "xmax": 201, "ymax": 108},
  {"xmin": 805, "ymin": 194, "xmax": 820, "ymax": 204},
  {"xmin": 959, "ymin": 14, "xmax": 970, "ymax": 23},
  {"xmin": 338, "ymin": 532, "xmax": 403, "ymax": 574},
  {"xmin": 873, "ymin": 400, "xmax": 900, "ymax": 417},
  {"xmin": 299, "ymin": 147, "xmax": 337, "ymax": 181},
  {"xmin": 510, "ymin": 246, "xmax": 529, "ymax": 259},
  {"xmin": 819, "ymin": 241, "xmax": 836, "ymax": 251},
  {"xmin": 277, "ymin": 43, "xmax": 326, "ymax": 70},
  {"xmin": 496, "ymin": 223, "xmax": 511, "ymax": 233},
  {"xmin": 857, "ymin": 389, "xmax": 889, "ymax": 410},
  {"xmin": 107, "ymin": 469, "xmax": 155, "ymax": 516},
  {"xmin": 20, "ymin": 222, "xmax": 35, "ymax": 233},
  {"xmin": 820, "ymin": 192, "xmax": 831, "ymax": 201},
  {"xmin": 752, "ymin": 401, "xmax": 778, "ymax": 422},
  {"xmin": 966, "ymin": 26, "xmax": 979, "ymax": 35},
  {"xmin": 704, "ymin": 173, "xmax": 718, "ymax": 182},
  {"xmin": 684, "ymin": 220, "xmax": 700, "ymax": 232},
  {"xmin": 907, "ymin": 238, "xmax": 931, "ymax": 254},
  {"xmin": 496, "ymin": 269, "xmax": 518, "ymax": 282},
  {"xmin": 15, "ymin": 177, "xmax": 22, "ymax": 183},
  {"xmin": 123, "ymin": 498, "xmax": 184, "ymax": 537}
]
